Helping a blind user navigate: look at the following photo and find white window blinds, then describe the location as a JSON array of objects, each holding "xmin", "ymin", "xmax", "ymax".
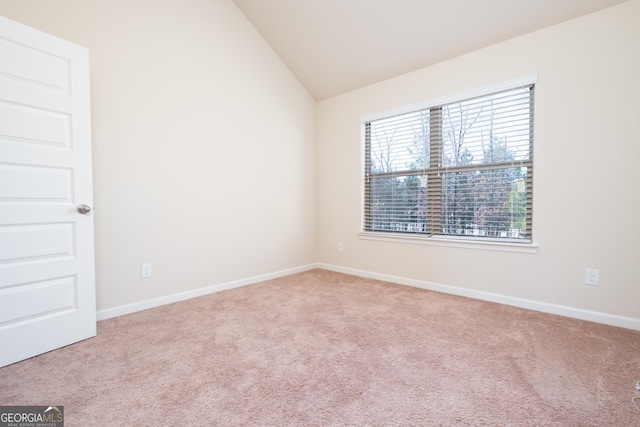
[{"xmin": 364, "ymin": 81, "xmax": 534, "ymax": 241}]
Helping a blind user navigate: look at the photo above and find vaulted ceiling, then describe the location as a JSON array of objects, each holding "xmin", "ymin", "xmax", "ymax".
[{"xmin": 232, "ymin": 0, "xmax": 628, "ymax": 100}]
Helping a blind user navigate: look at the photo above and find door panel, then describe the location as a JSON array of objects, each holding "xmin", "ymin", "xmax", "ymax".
[
  {"xmin": 0, "ymin": 15, "xmax": 96, "ymax": 367},
  {"xmin": 0, "ymin": 37, "xmax": 70, "ymax": 92},
  {"xmin": 0, "ymin": 277, "xmax": 76, "ymax": 324},
  {"xmin": 0, "ymin": 223, "xmax": 74, "ymax": 261},
  {"xmin": 0, "ymin": 164, "xmax": 73, "ymax": 200},
  {"xmin": 0, "ymin": 101, "xmax": 72, "ymax": 146}
]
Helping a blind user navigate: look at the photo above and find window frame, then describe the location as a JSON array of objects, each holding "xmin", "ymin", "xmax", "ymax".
[{"xmin": 360, "ymin": 75, "xmax": 538, "ymax": 253}]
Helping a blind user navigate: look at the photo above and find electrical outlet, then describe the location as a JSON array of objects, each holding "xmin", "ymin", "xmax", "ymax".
[
  {"xmin": 141, "ymin": 263, "xmax": 152, "ymax": 278},
  {"xmin": 584, "ymin": 268, "xmax": 599, "ymax": 286},
  {"xmin": 338, "ymin": 243, "xmax": 344, "ymax": 253}
]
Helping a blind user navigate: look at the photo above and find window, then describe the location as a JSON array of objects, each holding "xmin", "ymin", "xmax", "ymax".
[{"xmin": 363, "ymin": 78, "xmax": 535, "ymax": 243}]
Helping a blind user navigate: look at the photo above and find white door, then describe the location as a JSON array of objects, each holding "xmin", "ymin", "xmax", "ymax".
[{"xmin": 0, "ymin": 16, "xmax": 96, "ymax": 367}]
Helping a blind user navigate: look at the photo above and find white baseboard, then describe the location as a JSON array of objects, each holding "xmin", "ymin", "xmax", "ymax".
[
  {"xmin": 97, "ymin": 262, "xmax": 640, "ymax": 331},
  {"xmin": 96, "ymin": 263, "xmax": 318, "ymax": 321},
  {"xmin": 317, "ymin": 263, "xmax": 640, "ymax": 331}
]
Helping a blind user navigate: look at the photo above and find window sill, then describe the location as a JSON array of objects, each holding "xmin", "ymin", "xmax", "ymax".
[{"xmin": 358, "ymin": 232, "xmax": 538, "ymax": 253}]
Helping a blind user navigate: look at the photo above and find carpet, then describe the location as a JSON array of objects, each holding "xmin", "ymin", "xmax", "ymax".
[{"xmin": 1, "ymin": 269, "xmax": 639, "ymax": 426}]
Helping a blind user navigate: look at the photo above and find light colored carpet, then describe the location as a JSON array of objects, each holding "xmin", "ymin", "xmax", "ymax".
[{"xmin": 1, "ymin": 269, "xmax": 639, "ymax": 426}]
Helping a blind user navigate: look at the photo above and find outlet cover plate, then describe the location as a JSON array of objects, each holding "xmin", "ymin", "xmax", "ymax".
[
  {"xmin": 141, "ymin": 263, "xmax": 152, "ymax": 278},
  {"xmin": 584, "ymin": 268, "xmax": 599, "ymax": 286}
]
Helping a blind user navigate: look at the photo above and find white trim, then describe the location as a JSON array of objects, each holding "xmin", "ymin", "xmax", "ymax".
[
  {"xmin": 317, "ymin": 263, "xmax": 640, "ymax": 332},
  {"xmin": 360, "ymin": 74, "xmax": 538, "ymax": 245},
  {"xmin": 359, "ymin": 232, "xmax": 538, "ymax": 253},
  {"xmin": 96, "ymin": 264, "xmax": 318, "ymax": 321},
  {"xmin": 361, "ymin": 74, "xmax": 538, "ymax": 123},
  {"xmin": 97, "ymin": 261, "xmax": 640, "ymax": 332}
]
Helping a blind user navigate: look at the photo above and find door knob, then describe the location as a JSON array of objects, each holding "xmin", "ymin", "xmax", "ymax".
[{"xmin": 77, "ymin": 204, "xmax": 92, "ymax": 214}]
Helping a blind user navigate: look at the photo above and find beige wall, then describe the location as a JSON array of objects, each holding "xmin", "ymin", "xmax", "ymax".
[
  {"xmin": 0, "ymin": 0, "xmax": 317, "ymax": 312},
  {"xmin": 317, "ymin": 0, "xmax": 640, "ymax": 320}
]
